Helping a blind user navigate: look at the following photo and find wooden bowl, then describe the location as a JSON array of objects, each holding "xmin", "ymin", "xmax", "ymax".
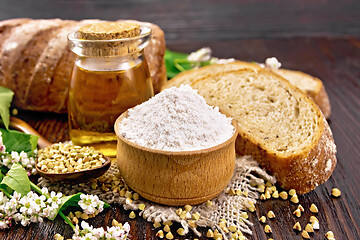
[
  {"xmin": 36, "ymin": 156, "xmax": 111, "ymax": 183},
  {"xmin": 114, "ymin": 110, "xmax": 238, "ymax": 206}
]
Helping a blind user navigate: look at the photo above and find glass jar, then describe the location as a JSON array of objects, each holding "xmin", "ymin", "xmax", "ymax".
[{"xmin": 67, "ymin": 24, "xmax": 154, "ymax": 156}]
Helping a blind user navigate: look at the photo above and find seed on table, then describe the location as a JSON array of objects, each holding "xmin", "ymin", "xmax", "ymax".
[
  {"xmin": 81, "ymin": 213, "xmax": 89, "ymax": 220},
  {"xmin": 301, "ymin": 230, "xmax": 310, "ymax": 239},
  {"xmin": 259, "ymin": 216, "xmax": 266, "ymax": 223},
  {"xmin": 228, "ymin": 225, "xmax": 237, "ymax": 233},
  {"xmin": 163, "ymin": 224, "xmax": 170, "ymax": 233},
  {"xmin": 267, "ymin": 211, "xmax": 275, "ymax": 219},
  {"xmin": 129, "ymin": 211, "xmax": 136, "ymax": 219},
  {"xmin": 305, "ymin": 223, "xmax": 314, "ymax": 233},
  {"xmin": 156, "ymin": 230, "xmax": 164, "ymax": 238},
  {"xmin": 260, "ymin": 194, "xmax": 266, "ymax": 200},
  {"xmin": 184, "ymin": 204, "xmax": 192, "ymax": 212},
  {"xmin": 265, "ymin": 191, "xmax": 271, "ymax": 199},
  {"xmin": 289, "ymin": 189, "xmax": 296, "ymax": 196},
  {"xmin": 312, "ymin": 220, "xmax": 319, "ymax": 230},
  {"xmin": 272, "ymin": 190, "xmax": 279, "ymax": 198},
  {"xmin": 290, "ymin": 194, "xmax": 299, "ymax": 204},
  {"xmin": 165, "ymin": 231, "xmax": 174, "ymax": 240},
  {"xmin": 310, "ymin": 203, "xmax": 318, "ymax": 213},
  {"xmin": 133, "ymin": 192, "xmax": 140, "ymax": 200},
  {"xmin": 331, "ymin": 188, "xmax": 341, "ymax": 197},
  {"xmin": 138, "ymin": 203, "xmax": 145, "ymax": 211},
  {"xmin": 264, "ymin": 224, "xmax": 272, "ymax": 233},
  {"xmin": 297, "ymin": 204, "xmax": 304, "ymax": 212},
  {"xmin": 164, "ymin": 220, "xmax": 172, "ymax": 226},
  {"xmin": 325, "ymin": 231, "xmax": 335, "ymax": 239},
  {"xmin": 177, "ymin": 228, "xmax": 185, "ymax": 236},
  {"xmin": 188, "ymin": 220, "xmax": 197, "ymax": 228},
  {"xmin": 206, "ymin": 229, "xmax": 214, "ymax": 238},
  {"xmin": 153, "ymin": 221, "xmax": 161, "ymax": 228},
  {"xmin": 309, "ymin": 216, "xmax": 319, "ymax": 223},
  {"xmin": 293, "ymin": 222, "xmax": 301, "ymax": 231},
  {"xmin": 75, "ymin": 211, "xmax": 82, "ymax": 218},
  {"xmin": 293, "ymin": 208, "xmax": 301, "ymax": 218}
]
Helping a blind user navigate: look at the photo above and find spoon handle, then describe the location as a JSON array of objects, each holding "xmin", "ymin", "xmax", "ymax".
[{"xmin": 10, "ymin": 116, "xmax": 52, "ymax": 149}]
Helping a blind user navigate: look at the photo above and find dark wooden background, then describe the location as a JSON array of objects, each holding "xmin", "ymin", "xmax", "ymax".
[
  {"xmin": 0, "ymin": 0, "xmax": 359, "ymax": 42},
  {"xmin": 0, "ymin": 0, "xmax": 359, "ymax": 239}
]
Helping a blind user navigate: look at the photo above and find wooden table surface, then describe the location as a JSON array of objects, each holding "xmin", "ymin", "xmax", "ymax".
[{"xmin": 1, "ymin": 36, "xmax": 359, "ymax": 240}]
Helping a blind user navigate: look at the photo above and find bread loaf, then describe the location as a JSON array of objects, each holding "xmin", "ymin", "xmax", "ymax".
[
  {"xmin": 162, "ymin": 61, "xmax": 331, "ymax": 118},
  {"xmin": 0, "ymin": 18, "xmax": 166, "ymax": 113},
  {"xmin": 189, "ymin": 69, "xmax": 336, "ymax": 194}
]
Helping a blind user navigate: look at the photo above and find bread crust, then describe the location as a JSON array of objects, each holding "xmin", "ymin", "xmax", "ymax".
[
  {"xmin": 0, "ymin": 18, "xmax": 166, "ymax": 113},
  {"xmin": 191, "ymin": 69, "xmax": 337, "ymax": 194}
]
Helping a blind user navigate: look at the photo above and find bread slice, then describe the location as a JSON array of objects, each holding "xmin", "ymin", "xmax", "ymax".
[
  {"xmin": 273, "ymin": 68, "xmax": 331, "ymax": 118},
  {"xmin": 161, "ymin": 61, "xmax": 331, "ymax": 118},
  {"xmin": 190, "ymin": 69, "xmax": 337, "ymax": 194}
]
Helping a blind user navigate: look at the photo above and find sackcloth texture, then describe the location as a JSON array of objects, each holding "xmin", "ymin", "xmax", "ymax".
[{"xmin": 38, "ymin": 155, "xmax": 276, "ymax": 239}]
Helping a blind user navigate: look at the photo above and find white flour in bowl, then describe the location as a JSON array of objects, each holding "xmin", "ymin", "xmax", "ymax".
[{"xmin": 118, "ymin": 85, "xmax": 235, "ymax": 151}]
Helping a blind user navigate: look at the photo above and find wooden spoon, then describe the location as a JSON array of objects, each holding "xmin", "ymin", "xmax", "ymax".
[
  {"xmin": 36, "ymin": 156, "xmax": 111, "ymax": 182},
  {"xmin": 10, "ymin": 116, "xmax": 111, "ymax": 182}
]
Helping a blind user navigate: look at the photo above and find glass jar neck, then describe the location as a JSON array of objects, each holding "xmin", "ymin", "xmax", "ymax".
[{"xmin": 75, "ymin": 51, "xmax": 145, "ymax": 72}]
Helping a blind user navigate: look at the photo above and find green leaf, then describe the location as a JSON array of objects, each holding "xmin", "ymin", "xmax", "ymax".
[
  {"xmin": 0, "ymin": 163, "xmax": 31, "ymax": 196},
  {"xmin": 165, "ymin": 49, "xmax": 192, "ymax": 78},
  {"xmin": 0, "ymin": 128, "xmax": 39, "ymax": 154},
  {"xmin": 0, "ymin": 87, "xmax": 14, "ymax": 130},
  {"xmin": 59, "ymin": 193, "xmax": 82, "ymax": 213}
]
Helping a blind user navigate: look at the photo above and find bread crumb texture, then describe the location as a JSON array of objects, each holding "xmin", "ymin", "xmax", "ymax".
[{"xmin": 192, "ymin": 69, "xmax": 320, "ymax": 156}]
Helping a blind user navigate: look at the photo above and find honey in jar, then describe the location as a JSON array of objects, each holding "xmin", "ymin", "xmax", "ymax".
[{"xmin": 67, "ymin": 22, "xmax": 154, "ymax": 156}]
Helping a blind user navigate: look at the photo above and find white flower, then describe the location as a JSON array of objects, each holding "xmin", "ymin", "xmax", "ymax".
[
  {"xmin": 4, "ymin": 198, "xmax": 18, "ymax": 215},
  {"xmin": 0, "ymin": 220, "xmax": 9, "ymax": 229},
  {"xmin": 78, "ymin": 194, "xmax": 104, "ymax": 215},
  {"xmin": 0, "ymin": 192, "xmax": 9, "ymax": 205},
  {"xmin": 265, "ymin": 57, "xmax": 281, "ymax": 70},
  {"xmin": 91, "ymin": 226, "xmax": 105, "ymax": 238},
  {"xmin": 47, "ymin": 191, "xmax": 63, "ymax": 207},
  {"xmin": 41, "ymin": 187, "xmax": 49, "ymax": 196},
  {"xmin": 12, "ymin": 191, "xmax": 22, "ymax": 201},
  {"xmin": 187, "ymin": 47, "xmax": 212, "ymax": 62},
  {"xmin": 10, "ymin": 151, "xmax": 20, "ymax": 163},
  {"xmin": 123, "ymin": 222, "xmax": 130, "ymax": 233}
]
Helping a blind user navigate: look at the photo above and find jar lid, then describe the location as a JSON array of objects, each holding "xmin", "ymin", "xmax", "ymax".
[
  {"xmin": 68, "ymin": 22, "xmax": 151, "ymax": 57},
  {"xmin": 78, "ymin": 22, "xmax": 141, "ymax": 40}
]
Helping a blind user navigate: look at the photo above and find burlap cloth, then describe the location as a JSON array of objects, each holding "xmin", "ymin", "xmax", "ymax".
[{"xmin": 38, "ymin": 155, "xmax": 275, "ymax": 239}]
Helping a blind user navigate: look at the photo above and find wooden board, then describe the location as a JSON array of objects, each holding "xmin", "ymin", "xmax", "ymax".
[{"xmin": 0, "ymin": 37, "xmax": 359, "ymax": 239}]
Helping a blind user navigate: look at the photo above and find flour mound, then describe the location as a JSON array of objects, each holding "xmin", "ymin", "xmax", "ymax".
[{"xmin": 118, "ymin": 85, "xmax": 235, "ymax": 151}]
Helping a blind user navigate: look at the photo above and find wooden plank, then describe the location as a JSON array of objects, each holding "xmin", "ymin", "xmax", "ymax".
[{"xmin": 0, "ymin": 37, "xmax": 359, "ymax": 239}]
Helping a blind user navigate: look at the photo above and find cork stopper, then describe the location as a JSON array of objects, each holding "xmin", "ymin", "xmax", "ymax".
[
  {"xmin": 79, "ymin": 22, "xmax": 141, "ymax": 40},
  {"xmin": 68, "ymin": 22, "xmax": 151, "ymax": 57}
]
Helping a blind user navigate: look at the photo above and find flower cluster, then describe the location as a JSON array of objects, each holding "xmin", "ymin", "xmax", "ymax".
[
  {"xmin": 0, "ymin": 189, "xmax": 59, "ymax": 229},
  {"xmin": 78, "ymin": 194, "xmax": 104, "ymax": 215},
  {"xmin": 187, "ymin": 47, "xmax": 235, "ymax": 66},
  {"xmin": 67, "ymin": 220, "xmax": 130, "ymax": 240},
  {"xmin": 0, "ymin": 132, "xmax": 37, "ymax": 175}
]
